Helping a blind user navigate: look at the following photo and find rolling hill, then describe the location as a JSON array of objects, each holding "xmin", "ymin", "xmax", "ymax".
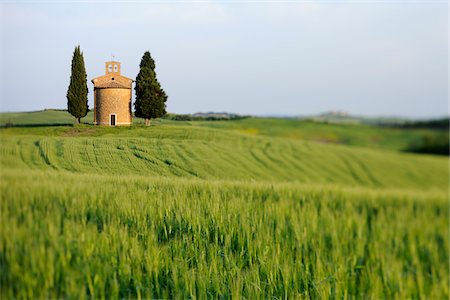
[
  {"xmin": 0, "ymin": 111, "xmax": 448, "ymax": 298},
  {"xmin": 1, "ymin": 110, "xmax": 448, "ymax": 153}
]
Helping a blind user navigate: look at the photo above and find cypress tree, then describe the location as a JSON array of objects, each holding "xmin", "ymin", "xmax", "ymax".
[
  {"xmin": 67, "ymin": 45, "xmax": 89, "ymax": 124},
  {"xmin": 134, "ymin": 51, "xmax": 167, "ymax": 126}
]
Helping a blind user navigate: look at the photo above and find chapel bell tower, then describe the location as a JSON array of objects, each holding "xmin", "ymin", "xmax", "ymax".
[{"xmin": 106, "ymin": 61, "xmax": 121, "ymax": 74}]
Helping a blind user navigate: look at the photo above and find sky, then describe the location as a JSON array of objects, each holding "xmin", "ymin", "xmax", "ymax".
[{"xmin": 0, "ymin": 1, "xmax": 448, "ymax": 118}]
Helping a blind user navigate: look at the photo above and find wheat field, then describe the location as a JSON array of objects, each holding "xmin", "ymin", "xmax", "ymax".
[{"xmin": 0, "ymin": 120, "xmax": 448, "ymax": 298}]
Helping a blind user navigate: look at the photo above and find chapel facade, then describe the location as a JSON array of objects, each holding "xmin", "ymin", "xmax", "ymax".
[{"xmin": 91, "ymin": 61, "xmax": 133, "ymax": 126}]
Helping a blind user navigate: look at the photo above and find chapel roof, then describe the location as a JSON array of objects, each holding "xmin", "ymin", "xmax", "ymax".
[
  {"xmin": 94, "ymin": 81, "xmax": 131, "ymax": 89},
  {"xmin": 91, "ymin": 60, "xmax": 133, "ymax": 88}
]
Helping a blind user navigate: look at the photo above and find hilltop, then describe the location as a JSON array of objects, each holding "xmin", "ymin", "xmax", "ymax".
[{"xmin": 0, "ymin": 109, "xmax": 448, "ymax": 154}]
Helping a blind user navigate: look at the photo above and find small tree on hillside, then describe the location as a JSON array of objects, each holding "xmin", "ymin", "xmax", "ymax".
[
  {"xmin": 134, "ymin": 51, "xmax": 167, "ymax": 126},
  {"xmin": 67, "ymin": 45, "xmax": 89, "ymax": 124}
]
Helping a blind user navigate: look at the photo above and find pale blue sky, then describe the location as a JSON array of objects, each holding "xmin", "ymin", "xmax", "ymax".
[{"xmin": 0, "ymin": 1, "xmax": 448, "ymax": 118}]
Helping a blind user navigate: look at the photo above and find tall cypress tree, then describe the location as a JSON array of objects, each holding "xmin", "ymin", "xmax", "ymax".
[
  {"xmin": 67, "ymin": 45, "xmax": 88, "ymax": 124},
  {"xmin": 134, "ymin": 51, "xmax": 167, "ymax": 126}
]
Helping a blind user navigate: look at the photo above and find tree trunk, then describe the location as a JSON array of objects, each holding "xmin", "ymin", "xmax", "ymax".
[
  {"xmin": 145, "ymin": 118, "xmax": 151, "ymax": 126},
  {"xmin": 75, "ymin": 118, "xmax": 80, "ymax": 124}
]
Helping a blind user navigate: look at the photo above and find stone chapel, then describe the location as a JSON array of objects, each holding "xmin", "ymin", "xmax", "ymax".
[{"xmin": 91, "ymin": 61, "xmax": 133, "ymax": 126}]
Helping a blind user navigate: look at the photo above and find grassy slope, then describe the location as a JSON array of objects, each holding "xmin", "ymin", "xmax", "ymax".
[
  {"xmin": 196, "ymin": 117, "xmax": 448, "ymax": 151},
  {"xmin": 0, "ymin": 116, "xmax": 448, "ymax": 298},
  {"xmin": 0, "ymin": 125, "xmax": 447, "ymax": 189},
  {"xmin": 0, "ymin": 110, "xmax": 94, "ymax": 125},
  {"xmin": 1, "ymin": 110, "xmax": 446, "ymax": 152}
]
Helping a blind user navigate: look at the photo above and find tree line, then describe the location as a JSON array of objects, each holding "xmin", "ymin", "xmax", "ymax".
[{"xmin": 66, "ymin": 46, "xmax": 167, "ymax": 125}]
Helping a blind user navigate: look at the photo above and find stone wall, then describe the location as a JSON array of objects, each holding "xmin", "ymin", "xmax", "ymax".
[{"xmin": 94, "ymin": 88, "xmax": 132, "ymax": 126}]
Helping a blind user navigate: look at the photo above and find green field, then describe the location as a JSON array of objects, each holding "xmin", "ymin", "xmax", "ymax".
[
  {"xmin": 1, "ymin": 110, "xmax": 447, "ymax": 152},
  {"xmin": 0, "ymin": 112, "xmax": 448, "ymax": 298},
  {"xmin": 0, "ymin": 110, "xmax": 94, "ymax": 126}
]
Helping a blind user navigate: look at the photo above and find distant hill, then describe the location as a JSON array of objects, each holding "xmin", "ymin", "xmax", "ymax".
[
  {"xmin": 1, "ymin": 109, "xmax": 447, "ymax": 127},
  {"xmin": 303, "ymin": 110, "xmax": 449, "ymax": 128}
]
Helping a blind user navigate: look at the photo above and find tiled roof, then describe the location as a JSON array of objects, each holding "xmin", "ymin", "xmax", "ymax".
[
  {"xmin": 95, "ymin": 81, "xmax": 131, "ymax": 89},
  {"xmin": 92, "ymin": 73, "xmax": 134, "ymax": 83}
]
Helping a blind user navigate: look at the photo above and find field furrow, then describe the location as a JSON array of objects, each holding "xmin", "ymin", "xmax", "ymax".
[
  {"xmin": 0, "ymin": 123, "xmax": 448, "ymax": 298},
  {"xmin": 0, "ymin": 131, "xmax": 447, "ymax": 189}
]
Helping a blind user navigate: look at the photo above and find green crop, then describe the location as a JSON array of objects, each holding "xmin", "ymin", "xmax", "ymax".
[
  {"xmin": 0, "ymin": 122, "xmax": 448, "ymax": 298},
  {"xmin": 1, "ymin": 110, "xmax": 446, "ymax": 152}
]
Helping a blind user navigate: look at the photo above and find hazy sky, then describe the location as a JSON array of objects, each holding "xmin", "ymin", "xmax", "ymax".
[{"xmin": 0, "ymin": 1, "xmax": 448, "ymax": 118}]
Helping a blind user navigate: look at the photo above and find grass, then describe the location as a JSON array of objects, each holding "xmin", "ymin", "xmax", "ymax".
[
  {"xmin": 1, "ymin": 110, "xmax": 447, "ymax": 152},
  {"xmin": 1, "ymin": 170, "xmax": 448, "ymax": 299},
  {"xmin": 0, "ymin": 125, "xmax": 447, "ymax": 189},
  {"xmin": 0, "ymin": 113, "xmax": 448, "ymax": 298},
  {"xmin": 195, "ymin": 117, "xmax": 449, "ymax": 152},
  {"xmin": 0, "ymin": 110, "xmax": 94, "ymax": 126}
]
